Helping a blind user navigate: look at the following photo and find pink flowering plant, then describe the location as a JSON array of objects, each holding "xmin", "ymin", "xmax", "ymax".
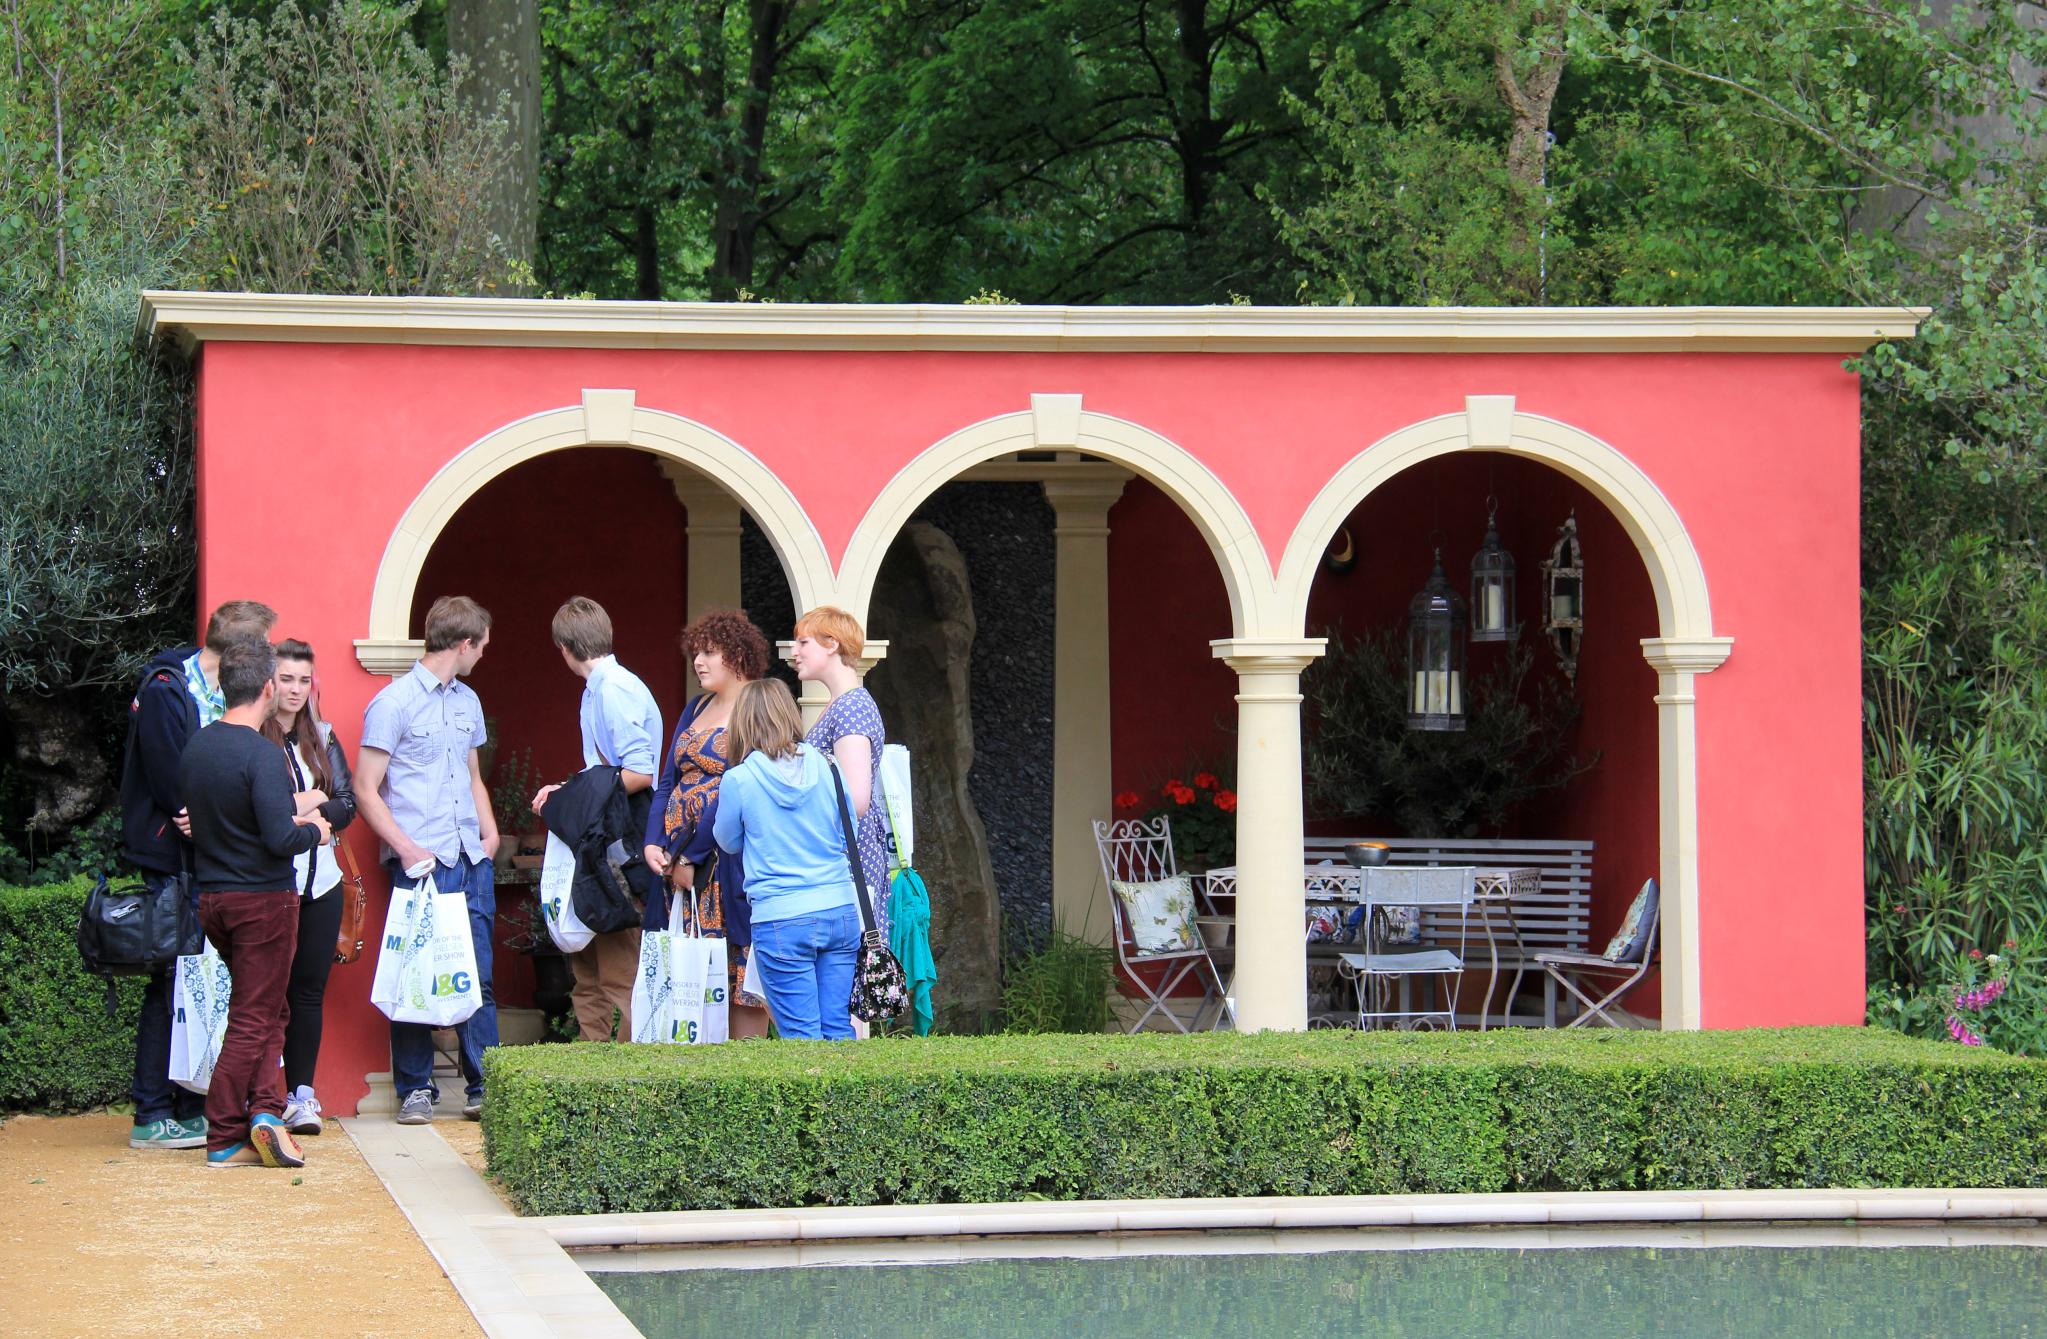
[{"xmin": 1873, "ymin": 933, "xmax": 2047, "ymax": 1056}]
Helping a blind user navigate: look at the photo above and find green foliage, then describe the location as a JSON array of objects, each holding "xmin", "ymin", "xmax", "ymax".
[
  {"xmin": 179, "ymin": 0, "xmax": 519, "ymax": 295},
  {"xmin": 1000, "ymin": 928, "xmax": 1113, "ymax": 1035},
  {"xmin": 1872, "ymin": 931, "xmax": 2047, "ymax": 1060},
  {"xmin": 0, "ymin": 877, "xmax": 144, "ymax": 1112},
  {"xmin": 0, "ymin": 809, "xmax": 124, "ymax": 888},
  {"xmin": 482, "ymin": 1027, "xmax": 2047, "ymax": 1213},
  {"xmin": 1863, "ymin": 539, "xmax": 2047, "ymax": 995},
  {"xmin": 1120, "ymin": 767, "xmax": 1237, "ymax": 874},
  {"xmin": 1303, "ymin": 625, "xmax": 1594, "ymax": 838}
]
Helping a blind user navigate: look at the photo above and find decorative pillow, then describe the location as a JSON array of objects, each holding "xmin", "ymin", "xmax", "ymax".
[
  {"xmin": 1602, "ymin": 878, "xmax": 1660, "ymax": 963},
  {"xmin": 1112, "ymin": 875, "xmax": 1199, "ymax": 954}
]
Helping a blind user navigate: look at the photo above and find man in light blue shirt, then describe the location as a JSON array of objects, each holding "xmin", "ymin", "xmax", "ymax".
[
  {"xmin": 529, "ymin": 597, "xmax": 662, "ymax": 1042},
  {"xmin": 356, "ymin": 595, "xmax": 499, "ymax": 1125}
]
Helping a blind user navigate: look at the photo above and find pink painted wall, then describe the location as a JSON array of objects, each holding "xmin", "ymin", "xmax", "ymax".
[{"xmin": 193, "ymin": 339, "xmax": 1865, "ymax": 1107}]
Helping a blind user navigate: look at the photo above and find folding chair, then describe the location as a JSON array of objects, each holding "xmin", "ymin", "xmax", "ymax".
[
  {"xmin": 1535, "ymin": 879, "xmax": 1659, "ymax": 1027},
  {"xmin": 1091, "ymin": 817, "xmax": 1226, "ymax": 1032},
  {"xmin": 1335, "ymin": 865, "xmax": 1476, "ymax": 1030}
]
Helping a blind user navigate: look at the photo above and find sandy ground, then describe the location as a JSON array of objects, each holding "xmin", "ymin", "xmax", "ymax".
[{"xmin": 0, "ymin": 1112, "xmax": 483, "ymax": 1338}]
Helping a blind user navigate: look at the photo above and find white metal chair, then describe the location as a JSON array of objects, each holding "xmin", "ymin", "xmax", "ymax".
[
  {"xmin": 1335, "ymin": 865, "xmax": 1477, "ymax": 1030},
  {"xmin": 1091, "ymin": 817, "xmax": 1227, "ymax": 1032},
  {"xmin": 1535, "ymin": 880, "xmax": 1660, "ymax": 1027}
]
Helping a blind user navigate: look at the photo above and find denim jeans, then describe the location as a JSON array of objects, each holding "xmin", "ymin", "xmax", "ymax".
[
  {"xmin": 748, "ymin": 904, "xmax": 859, "ymax": 1041},
  {"xmin": 388, "ymin": 855, "xmax": 497, "ymax": 1100},
  {"xmin": 130, "ymin": 871, "xmax": 203, "ymax": 1124}
]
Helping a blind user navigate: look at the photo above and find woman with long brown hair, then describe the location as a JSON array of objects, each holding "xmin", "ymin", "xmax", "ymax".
[
  {"xmin": 262, "ymin": 639, "xmax": 356, "ymax": 1135},
  {"xmin": 642, "ymin": 610, "xmax": 774, "ymax": 1038}
]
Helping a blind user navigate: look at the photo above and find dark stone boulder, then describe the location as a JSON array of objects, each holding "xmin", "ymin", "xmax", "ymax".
[{"xmin": 866, "ymin": 522, "xmax": 1004, "ymax": 1024}]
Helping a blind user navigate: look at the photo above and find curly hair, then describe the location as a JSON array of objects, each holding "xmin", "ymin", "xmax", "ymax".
[{"xmin": 680, "ymin": 608, "xmax": 772, "ymax": 682}]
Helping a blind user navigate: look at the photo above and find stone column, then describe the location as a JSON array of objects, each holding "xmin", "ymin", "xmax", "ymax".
[
  {"xmin": 1042, "ymin": 475, "xmax": 1127, "ymax": 945},
  {"xmin": 1640, "ymin": 636, "xmax": 1733, "ymax": 1030},
  {"xmin": 664, "ymin": 470, "xmax": 743, "ymax": 694},
  {"xmin": 1210, "ymin": 638, "xmax": 1326, "ymax": 1033}
]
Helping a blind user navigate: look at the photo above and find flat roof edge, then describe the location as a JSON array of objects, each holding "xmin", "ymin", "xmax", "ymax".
[{"xmin": 138, "ymin": 290, "xmax": 1928, "ymax": 356}]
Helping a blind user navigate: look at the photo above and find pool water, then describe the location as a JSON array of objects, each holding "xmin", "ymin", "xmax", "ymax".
[{"xmin": 588, "ymin": 1224, "xmax": 2047, "ymax": 1338}]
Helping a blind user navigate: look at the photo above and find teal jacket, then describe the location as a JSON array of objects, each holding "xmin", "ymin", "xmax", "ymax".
[{"xmin": 888, "ymin": 867, "xmax": 938, "ymax": 1035}]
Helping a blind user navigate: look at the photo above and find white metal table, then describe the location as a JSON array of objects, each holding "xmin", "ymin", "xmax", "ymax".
[{"xmin": 1201, "ymin": 863, "xmax": 1542, "ymax": 1030}]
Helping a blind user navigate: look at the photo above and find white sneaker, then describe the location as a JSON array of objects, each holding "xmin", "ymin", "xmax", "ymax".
[{"xmin": 283, "ymin": 1086, "xmax": 323, "ymax": 1136}]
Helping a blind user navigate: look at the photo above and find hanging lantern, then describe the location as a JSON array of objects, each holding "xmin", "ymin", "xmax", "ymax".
[
  {"xmin": 1469, "ymin": 498, "xmax": 1517, "ymax": 642},
  {"xmin": 1407, "ymin": 548, "xmax": 1468, "ymax": 732},
  {"xmin": 1540, "ymin": 510, "xmax": 1584, "ymax": 685}
]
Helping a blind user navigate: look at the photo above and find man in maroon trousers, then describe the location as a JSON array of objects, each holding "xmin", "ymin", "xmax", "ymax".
[{"xmin": 179, "ymin": 637, "xmax": 329, "ymax": 1168}]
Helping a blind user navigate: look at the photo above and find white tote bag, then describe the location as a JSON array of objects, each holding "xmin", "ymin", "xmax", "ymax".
[
  {"xmin": 370, "ymin": 877, "xmax": 483, "ymax": 1027},
  {"xmin": 879, "ymin": 742, "xmax": 915, "ymax": 873},
  {"xmin": 538, "ymin": 831, "xmax": 595, "ymax": 954},
  {"xmin": 632, "ymin": 894, "xmax": 728, "ymax": 1045},
  {"xmin": 167, "ymin": 938, "xmax": 231, "ymax": 1095}
]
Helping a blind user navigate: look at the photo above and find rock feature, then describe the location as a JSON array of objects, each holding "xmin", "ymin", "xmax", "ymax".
[{"xmin": 865, "ymin": 522, "xmax": 1004, "ymax": 1024}]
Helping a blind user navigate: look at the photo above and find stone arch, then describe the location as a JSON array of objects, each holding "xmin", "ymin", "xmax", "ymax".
[
  {"xmin": 357, "ymin": 390, "xmax": 834, "ymax": 667},
  {"xmin": 1275, "ymin": 400, "xmax": 1731, "ymax": 1029},
  {"xmin": 835, "ymin": 401, "xmax": 1280, "ymax": 637}
]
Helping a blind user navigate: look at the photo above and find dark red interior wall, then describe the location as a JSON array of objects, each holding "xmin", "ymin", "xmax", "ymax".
[
  {"xmin": 403, "ymin": 447, "xmax": 690, "ymax": 1013},
  {"xmin": 1107, "ymin": 480, "xmax": 1242, "ymax": 799},
  {"xmin": 1109, "ymin": 456, "xmax": 1662, "ymax": 1015}
]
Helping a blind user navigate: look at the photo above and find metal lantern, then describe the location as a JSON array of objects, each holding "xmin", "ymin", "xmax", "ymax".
[
  {"xmin": 1469, "ymin": 498, "xmax": 1517, "ymax": 642},
  {"xmin": 1407, "ymin": 548, "xmax": 1468, "ymax": 732},
  {"xmin": 1540, "ymin": 510, "xmax": 1584, "ymax": 684}
]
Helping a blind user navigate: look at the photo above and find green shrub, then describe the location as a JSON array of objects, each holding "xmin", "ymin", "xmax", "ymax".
[
  {"xmin": 0, "ymin": 878, "xmax": 145, "ymax": 1111},
  {"xmin": 1000, "ymin": 928, "xmax": 1113, "ymax": 1035},
  {"xmin": 481, "ymin": 1027, "xmax": 2047, "ymax": 1214}
]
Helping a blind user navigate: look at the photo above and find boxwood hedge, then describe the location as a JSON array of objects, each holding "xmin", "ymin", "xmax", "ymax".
[
  {"xmin": 481, "ymin": 1027, "xmax": 2047, "ymax": 1214},
  {"xmin": 0, "ymin": 877, "xmax": 145, "ymax": 1111}
]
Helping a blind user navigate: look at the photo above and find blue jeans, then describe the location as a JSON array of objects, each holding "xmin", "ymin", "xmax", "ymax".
[
  {"xmin": 749, "ymin": 904, "xmax": 859, "ymax": 1040},
  {"xmin": 388, "ymin": 856, "xmax": 497, "ymax": 1100},
  {"xmin": 131, "ymin": 871, "xmax": 203, "ymax": 1124}
]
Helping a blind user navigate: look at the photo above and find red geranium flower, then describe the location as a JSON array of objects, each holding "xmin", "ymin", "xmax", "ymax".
[
  {"xmin": 1970, "ymin": 948, "xmax": 1984, "ymax": 960},
  {"xmin": 1170, "ymin": 784, "xmax": 1197, "ymax": 806},
  {"xmin": 1114, "ymin": 791, "xmax": 1141, "ymax": 810},
  {"xmin": 1214, "ymin": 789, "xmax": 1237, "ymax": 812},
  {"xmin": 1194, "ymin": 772, "xmax": 1218, "ymax": 789}
]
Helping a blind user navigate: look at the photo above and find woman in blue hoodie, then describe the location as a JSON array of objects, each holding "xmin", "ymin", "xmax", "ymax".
[{"xmin": 712, "ymin": 679, "xmax": 861, "ymax": 1040}]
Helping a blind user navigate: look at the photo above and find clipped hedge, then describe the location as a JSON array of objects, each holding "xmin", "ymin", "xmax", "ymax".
[
  {"xmin": 482, "ymin": 1027, "xmax": 2047, "ymax": 1214},
  {"xmin": 0, "ymin": 878, "xmax": 144, "ymax": 1111}
]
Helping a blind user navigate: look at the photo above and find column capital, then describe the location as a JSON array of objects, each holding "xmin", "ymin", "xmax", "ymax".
[
  {"xmin": 1640, "ymin": 636, "xmax": 1734, "ymax": 676},
  {"xmin": 354, "ymin": 638, "xmax": 424, "ymax": 678},
  {"xmin": 1210, "ymin": 638, "xmax": 1327, "ymax": 674},
  {"xmin": 1041, "ymin": 472, "xmax": 1131, "ymax": 510},
  {"xmin": 660, "ymin": 462, "xmax": 745, "ymax": 523}
]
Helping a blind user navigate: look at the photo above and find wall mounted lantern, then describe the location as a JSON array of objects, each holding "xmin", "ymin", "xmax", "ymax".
[
  {"xmin": 1540, "ymin": 510, "xmax": 1584, "ymax": 684},
  {"xmin": 1469, "ymin": 498, "xmax": 1516, "ymax": 642},
  {"xmin": 1407, "ymin": 548, "xmax": 1468, "ymax": 732}
]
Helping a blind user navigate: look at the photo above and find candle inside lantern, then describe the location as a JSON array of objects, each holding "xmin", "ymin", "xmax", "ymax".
[{"xmin": 1483, "ymin": 585, "xmax": 1503, "ymax": 631}]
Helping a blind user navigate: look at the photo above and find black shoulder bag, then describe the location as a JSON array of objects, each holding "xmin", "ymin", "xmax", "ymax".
[
  {"xmin": 828, "ymin": 759, "xmax": 907, "ymax": 1023},
  {"xmin": 77, "ymin": 860, "xmax": 202, "ymax": 1014}
]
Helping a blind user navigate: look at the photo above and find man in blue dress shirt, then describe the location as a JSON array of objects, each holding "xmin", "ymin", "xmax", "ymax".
[
  {"xmin": 529, "ymin": 597, "xmax": 663, "ymax": 1041},
  {"xmin": 356, "ymin": 595, "xmax": 500, "ymax": 1124}
]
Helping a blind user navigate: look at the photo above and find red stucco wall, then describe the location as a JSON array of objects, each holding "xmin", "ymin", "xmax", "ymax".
[{"xmin": 193, "ymin": 339, "xmax": 1865, "ymax": 1108}]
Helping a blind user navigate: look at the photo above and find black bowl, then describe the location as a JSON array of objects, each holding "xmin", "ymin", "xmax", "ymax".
[{"xmin": 1344, "ymin": 843, "xmax": 1392, "ymax": 867}]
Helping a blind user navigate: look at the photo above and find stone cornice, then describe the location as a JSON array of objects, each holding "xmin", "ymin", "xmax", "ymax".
[
  {"xmin": 141, "ymin": 291, "xmax": 1926, "ymax": 356},
  {"xmin": 1640, "ymin": 636, "xmax": 1736, "ymax": 675}
]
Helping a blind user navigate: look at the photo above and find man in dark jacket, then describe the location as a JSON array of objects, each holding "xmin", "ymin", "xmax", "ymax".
[{"xmin": 115, "ymin": 599, "xmax": 275, "ymax": 1149}]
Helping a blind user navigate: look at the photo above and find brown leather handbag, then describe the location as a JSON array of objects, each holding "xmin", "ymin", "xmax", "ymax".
[{"xmin": 333, "ymin": 838, "xmax": 368, "ymax": 965}]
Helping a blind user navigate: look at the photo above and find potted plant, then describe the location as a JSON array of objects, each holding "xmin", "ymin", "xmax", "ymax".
[{"xmin": 486, "ymin": 742, "xmax": 542, "ymax": 879}]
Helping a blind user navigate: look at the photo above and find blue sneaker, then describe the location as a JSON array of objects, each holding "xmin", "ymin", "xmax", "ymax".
[
  {"xmin": 130, "ymin": 1118, "xmax": 204, "ymax": 1150},
  {"xmin": 249, "ymin": 1113, "xmax": 306, "ymax": 1169},
  {"xmin": 206, "ymin": 1140, "xmax": 263, "ymax": 1169}
]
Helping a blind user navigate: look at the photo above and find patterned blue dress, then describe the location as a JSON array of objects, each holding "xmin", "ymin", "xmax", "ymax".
[{"xmin": 805, "ymin": 686, "xmax": 890, "ymax": 941}]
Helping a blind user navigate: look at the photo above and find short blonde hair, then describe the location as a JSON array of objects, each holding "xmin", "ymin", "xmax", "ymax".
[
  {"xmin": 794, "ymin": 606, "xmax": 864, "ymax": 668},
  {"xmin": 551, "ymin": 596, "xmax": 614, "ymax": 661},
  {"xmin": 725, "ymin": 679, "xmax": 804, "ymax": 763}
]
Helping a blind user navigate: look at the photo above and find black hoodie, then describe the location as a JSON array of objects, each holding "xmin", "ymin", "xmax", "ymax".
[{"xmin": 118, "ymin": 645, "xmax": 203, "ymax": 875}]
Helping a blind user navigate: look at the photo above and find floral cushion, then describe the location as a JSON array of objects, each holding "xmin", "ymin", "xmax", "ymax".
[
  {"xmin": 1602, "ymin": 878, "xmax": 1660, "ymax": 963},
  {"xmin": 1111, "ymin": 875, "xmax": 1200, "ymax": 954}
]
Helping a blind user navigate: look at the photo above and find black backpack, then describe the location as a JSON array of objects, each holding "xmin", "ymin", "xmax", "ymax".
[{"xmin": 77, "ymin": 870, "xmax": 202, "ymax": 1007}]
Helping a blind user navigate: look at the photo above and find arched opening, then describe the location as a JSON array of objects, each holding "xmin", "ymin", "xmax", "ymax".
[
  {"xmin": 1279, "ymin": 406, "xmax": 1730, "ymax": 1028},
  {"xmin": 1297, "ymin": 451, "xmax": 1662, "ymax": 1024},
  {"xmin": 838, "ymin": 406, "xmax": 1273, "ymax": 1030}
]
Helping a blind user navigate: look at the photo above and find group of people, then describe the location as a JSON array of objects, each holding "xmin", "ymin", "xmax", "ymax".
[{"xmin": 116, "ymin": 592, "xmax": 891, "ymax": 1170}]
